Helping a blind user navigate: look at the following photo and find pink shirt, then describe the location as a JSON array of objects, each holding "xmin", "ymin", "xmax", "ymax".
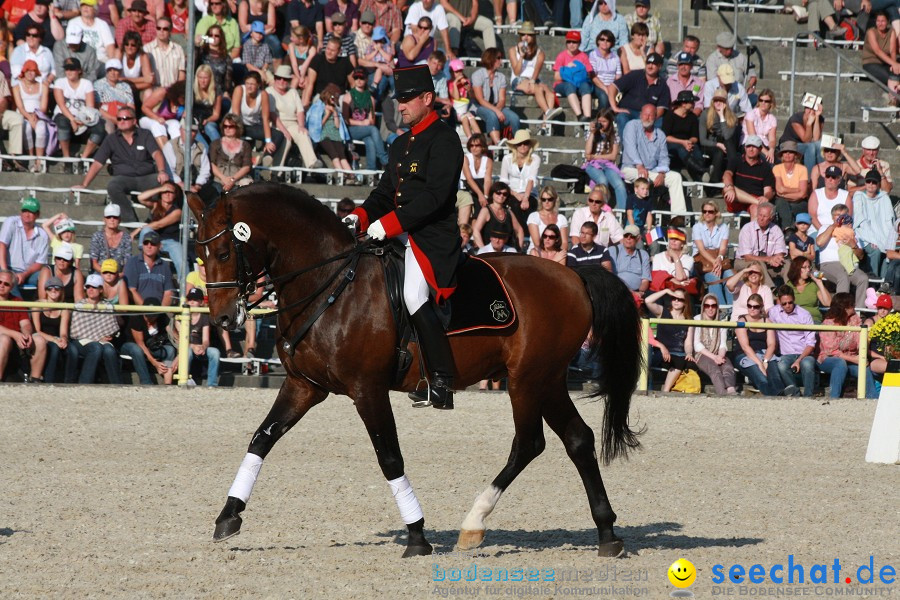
[
  {"xmin": 553, "ymin": 50, "xmax": 593, "ymax": 76},
  {"xmin": 742, "ymin": 108, "xmax": 777, "ymax": 147},
  {"xmin": 817, "ymin": 315, "xmax": 862, "ymax": 362}
]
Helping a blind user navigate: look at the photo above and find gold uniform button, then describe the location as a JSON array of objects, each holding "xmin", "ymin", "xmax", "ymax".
[
  {"xmin": 399, "ymin": 177, "xmax": 404, "ymax": 183},
  {"xmin": 397, "ymin": 192, "xmax": 402, "ymax": 197},
  {"xmin": 410, "ymin": 136, "xmax": 415, "ymax": 141}
]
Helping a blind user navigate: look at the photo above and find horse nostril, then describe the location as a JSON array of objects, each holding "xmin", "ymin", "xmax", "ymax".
[{"xmin": 217, "ymin": 316, "xmax": 230, "ymax": 328}]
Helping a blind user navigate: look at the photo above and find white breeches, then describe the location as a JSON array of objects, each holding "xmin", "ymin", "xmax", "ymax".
[
  {"xmin": 403, "ymin": 239, "xmax": 430, "ymax": 315},
  {"xmin": 139, "ymin": 116, "xmax": 181, "ymax": 141}
]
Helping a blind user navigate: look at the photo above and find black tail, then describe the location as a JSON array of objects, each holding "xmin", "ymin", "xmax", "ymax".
[{"xmin": 574, "ymin": 265, "xmax": 644, "ymax": 463}]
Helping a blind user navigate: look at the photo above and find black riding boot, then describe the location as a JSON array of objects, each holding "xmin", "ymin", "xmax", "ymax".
[{"xmin": 408, "ymin": 302, "xmax": 455, "ymax": 410}]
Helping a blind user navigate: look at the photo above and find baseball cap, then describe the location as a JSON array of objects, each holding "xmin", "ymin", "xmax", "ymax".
[
  {"xmin": 795, "ymin": 213, "xmax": 812, "ymax": 225},
  {"xmin": 85, "ymin": 273, "xmax": 103, "ymax": 288},
  {"xmin": 21, "ymin": 197, "xmax": 40, "ymax": 213},
  {"xmin": 63, "ymin": 57, "xmax": 82, "ymax": 71},
  {"xmin": 352, "ymin": 67, "xmax": 366, "ymax": 80},
  {"xmin": 105, "ymin": 58, "xmax": 123, "ymax": 71},
  {"xmin": 635, "ymin": 0, "xmax": 650, "ymax": 5},
  {"xmin": 101, "ymin": 258, "xmax": 119, "ymax": 273},
  {"xmin": 54, "ymin": 219, "xmax": 77, "ymax": 234},
  {"xmin": 80, "ymin": 0, "xmax": 97, "ymax": 6},
  {"xmin": 360, "ymin": 9, "xmax": 375, "ymax": 24},
  {"xmin": 449, "ymin": 58, "xmax": 465, "ymax": 72},
  {"xmin": 824, "ymin": 165, "xmax": 843, "ymax": 179},
  {"xmin": 65, "ymin": 26, "xmax": 83, "ymax": 44},
  {"xmin": 143, "ymin": 231, "xmax": 161, "ymax": 244},
  {"xmin": 250, "ymin": 20, "xmax": 265, "ymax": 34},
  {"xmin": 130, "ymin": 0, "xmax": 148, "ymax": 12},
  {"xmin": 54, "ymin": 243, "xmax": 75, "ymax": 261},
  {"xmin": 743, "ymin": 135, "xmax": 764, "ymax": 147},
  {"xmin": 623, "ymin": 224, "xmax": 641, "ymax": 237},
  {"xmin": 45, "ymin": 276, "xmax": 64, "ymax": 289},
  {"xmin": 865, "ymin": 169, "xmax": 882, "ymax": 184},
  {"xmin": 717, "ymin": 63, "xmax": 735, "ymax": 85},
  {"xmin": 187, "ymin": 288, "xmax": 205, "ymax": 302},
  {"xmin": 565, "ymin": 30, "xmax": 581, "ymax": 42},
  {"xmin": 104, "ymin": 204, "xmax": 121, "ymax": 217},
  {"xmin": 372, "ymin": 25, "xmax": 387, "ymax": 41},
  {"xmin": 646, "ymin": 53, "xmax": 664, "ymax": 65},
  {"xmin": 861, "ymin": 136, "xmax": 880, "ymax": 150},
  {"xmin": 331, "ymin": 12, "xmax": 346, "ymax": 24},
  {"xmin": 876, "ymin": 294, "xmax": 893, "ymax": 310},
  {"xmin": 676, "ymin": 51, "xmax": 693, "ymax": 64}
]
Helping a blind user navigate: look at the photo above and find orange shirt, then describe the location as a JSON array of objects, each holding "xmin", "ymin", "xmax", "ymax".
[{"xmin": 1, "ymin": 0, "xmax": 34, "ymax": 26}]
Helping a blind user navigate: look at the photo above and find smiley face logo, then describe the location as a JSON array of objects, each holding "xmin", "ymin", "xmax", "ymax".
[{"xmin": 668, "ymin": 559, "xmax": 696, "ymax": 588}]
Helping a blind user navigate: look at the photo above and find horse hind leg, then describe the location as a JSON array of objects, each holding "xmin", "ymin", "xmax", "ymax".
[
  {"xmin": 457, "ymin": 386, "xmax": 546, "ymax": 550},
  {"xmin": 213, "ymin": 377, "xmax": 327, "ymax": 541},
  {"xmin": 541, "ymin": 382, "xmax": 624, "ymax": 557}
]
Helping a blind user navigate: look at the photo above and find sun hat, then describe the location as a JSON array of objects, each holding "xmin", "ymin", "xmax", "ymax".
[
  {"xmin": 372, "ymin": 25, "xmax": 387, "ymax": 41},
  {"xmin": 21, "ymin": 59, "xmax": 41, "ymax": 76},
  {"xmin": 777, "ymin": 140, "xmax": 799, "ymax": 156},
  {"xmin": 45, "ymin": 276, "xmax": 64, "ymax": 289},
  {"xmin": 101, "ymin": 258, "xmax": 119, "ymax": 273},
  {"xmin": 711, "ymin": 87, "xmax": 728, "ymax": 101},
  {"xmin": 331, "ymin": 12, "xmax": 346, "ymax": 24},
  {"xmin": 104, "ymin": 204, "xmax": 121, "ymax": 217},
  {"xmin": 360, "ymin": 10, "xmax": 375, "ymax": 24},
  {"xmin": 861, "ymin": 136, "xmax": 880, "ymax": 150},
  {"xmin": 518, "ymin": 21, "xmax": 536, "ymax": 35},
  {"xmin": 716, "ymin": 31, "xmax": 735, "ymax": 48},
  {"xmin": 274, "ymin": 64, "xmax": 292, "ymax": 79},
  {"xmin": 505, "ymin": 129, "xmax": 539, "ymax": 149},
  {"xmin": 743, "ymin": 135, "xmax": 764, "ymax": 147},
  {"xmin": 250, "ymin": 20, "xmax": 265, "ymax": 34}
]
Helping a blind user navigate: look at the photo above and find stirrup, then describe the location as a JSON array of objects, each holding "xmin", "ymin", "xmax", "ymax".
[{"xmin": 409, "ymin": 379, "xmax": 432, "ymax": 408}]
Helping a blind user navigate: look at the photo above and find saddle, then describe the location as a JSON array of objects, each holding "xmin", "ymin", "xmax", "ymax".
[{"xmin": 378, "ymin": 243, "xmax": 517, "ymax": 386}]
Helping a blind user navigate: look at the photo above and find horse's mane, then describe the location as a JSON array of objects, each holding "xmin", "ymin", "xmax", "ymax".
[{"xmin": 222, "ymin": 183, "xmax": 355, "ymax": 245}]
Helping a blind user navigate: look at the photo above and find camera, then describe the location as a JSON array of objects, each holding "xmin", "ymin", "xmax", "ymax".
[{"xmin": 202, "ymin": 35, "xmax": 214, "ymax": 44}]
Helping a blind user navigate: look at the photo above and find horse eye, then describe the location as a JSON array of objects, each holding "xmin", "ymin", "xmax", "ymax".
[{"xmin": 217, "ymin": 251, "xmax": 230, "ymax": 262}]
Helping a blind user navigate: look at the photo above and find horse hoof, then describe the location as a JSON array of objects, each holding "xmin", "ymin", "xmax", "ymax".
[
  {"xmin": 457, "ymin": 529, "xmax": 485, "ymax": 550},
  {"xmin": 402, "ymin": 543, "xmax": 433, "ymax": 558},
  {"xmin": 213, "ymin": 515, "xmax": 242, "ymax": 542},
  {"xmin": 597, "ymin": 539, "xmax": 625, "ymax": 558}
]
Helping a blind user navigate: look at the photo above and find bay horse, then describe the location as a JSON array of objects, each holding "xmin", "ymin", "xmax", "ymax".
[{"xmin": 187, "ymin": 183, "xmax": 642, "ymax": 558}]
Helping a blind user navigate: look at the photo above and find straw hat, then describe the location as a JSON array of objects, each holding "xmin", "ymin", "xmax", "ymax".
[
  {"xmin": 505, "ymin": 129, "xmax": 539, "ymax": 150},
  {"xmin": 518, "ymin": 21, "xmax": 536, "ymax": 35}
]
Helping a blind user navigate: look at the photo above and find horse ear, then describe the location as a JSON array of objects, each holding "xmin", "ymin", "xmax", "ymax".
[{"xmin": 186, "ymin": 192, "xmax": 205, "ymax": 222}]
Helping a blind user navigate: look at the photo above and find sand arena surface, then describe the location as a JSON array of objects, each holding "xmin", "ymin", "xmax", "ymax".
[{"xmin": 2, "ymin": 386, "xmax": 898, "ymax": 598}]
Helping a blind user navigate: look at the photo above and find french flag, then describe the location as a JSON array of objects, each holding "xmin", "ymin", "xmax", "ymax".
[{"xmin": 645, "ymin": 226, "xmax": 665, "ymax": 246}]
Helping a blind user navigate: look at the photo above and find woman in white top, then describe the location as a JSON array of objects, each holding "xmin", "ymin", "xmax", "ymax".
[
  {"xmin": 742, "ymin": 88, "xmax": 778, "ymax": 163},
  {"xmin": 461, "ymin": 133, "xmax": 492, "ymax": 209},
  {"xmin": 650, "ymin": 228, "xmax": 693, "ymax": 285},
  {"xmin": 53, "ymin": 57, "xmax": 104, "ymax": 163},
  {"xmin": 231, "ymin": 71, "xmax": 286, "ymax": 166},
  {"xmin": 120, "ymin": 31, "xmax": 154, "ymax": 99},
  {"xmin": 527, "ymin": 185, "xmax": 569, "ymax": 251},
  {"xmin": 499, "ymin": 129, "xmax": 541, "ymax": 233},
  {"xmin": 619, "ymin": 22, "xmax": 648, "ymax": 75},
  {"xmin": 507, "ymin": 22, "xmax": 561, "ymax": 122},
  {"xmin": 12, "ymin": 60, "xmax": 50, "ymax": 173}
]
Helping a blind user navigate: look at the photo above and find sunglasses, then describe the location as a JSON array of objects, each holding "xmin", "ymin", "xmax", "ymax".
[
  {"xmin": 702, "ymin": 209, "xmax": 717, "ymax": 214},
  {"xmin": 418, "ymin": 23, "xmax": 432, "ymax": 30},
  {"xmin": 825, "ymin": 174, "xmax": 841, "ymax": 179},
  {"xmin": 85, "ymin": 285, "xmax": 101, "ymax": 289},
  {"xmin": 566, "ymin": 40, "xmax": 579, "ymax": 44},
  {"xmin": 117, "ymin": 116, "xmax": 134, "ymax": 121},
  {"xmin": 780, "ymin": 300, "xmax": 795, "ymax": 306},
  {"xmin": 157, "ymin": 26, "xmax": 171, "ymax": 31},
  {"xmin": 671, "ymin": 297, "xmax": 685, "ymax": 302},
  {"xmin": 587, "ymin": 199, "xmax": 604, "ymax": 204},
  {"xmin": 542, "ymin": 234, "xmax": 558, "ymax": 240},
  {"xmin": 598, "ymin": 38, "xmax": 612, "ymax": 43},
  {"xmin": 468, "ymin": 143, "xmax": 483, "ymax": 148},
  {"xmin": 143, "ymin": 240, "xmax": 159, "ymax": 245},
  {"xmin": 747, "ymin": 304, "xmax": 762, "ymax": 309},
  {"xmin": 104, "ymin": 215, "xmax": 120, "ymax": 219},
  {"xmin": 541, "ymin": 197, "xmax": 555, "ymax": 202},
  {"xmin": 748, "ymin": 271, "xmax": 762, "ymax": 276},
  {"xmin": 493, "ymin": 191, "xmax": 508, "ymax": 197},
  {"xmin": 275, "ymin": 75, "xmax": 291, "ymax": 81},
  {"xmin": 713, "ymin": 98, "xmax": 726, "ymax": 103},
  {"xmin": 0, "ymin": 281, "xmax": 12, "ymax": 287},
  {"xmin": 623, "ymin": 233, "xmax": 637, "ymax": 239},
  {"xmin": 703, "ymin": 303, "xmax": 718, "ymax": 309},
  {"xmin": 46, "ymin": 285, "xmax": 62, "ymax": 290},
  {"xmin": 758, "ymin": 98, "xmax": 772, "ymax": 104},
  {"xmin": 26, "ymin": 32, "xmax": 41, "ymax": 38},
  {"xmin": 223, "ymin": 124, "xmax": 236, "ymax": 129}
]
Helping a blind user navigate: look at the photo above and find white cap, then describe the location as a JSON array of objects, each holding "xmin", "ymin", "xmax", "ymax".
[
  {"xmin": 54, "ymin": 243, "xmax": 74, "ymax": 261},
  {"xmin": 66, "ymin": 26, "xmax": 83, "ymax": 44},
  {"xmin": 85, "ymin": 273, "xmax": 103, "ymax": 288},
  {"xmin": 861, "ymin": 136, "xmax": 880, "ymax": 150},
  {"xmin": 105, "ymin": 58, "xmax": 123, "ymax": 71},
  {"xmin": 104, "ymin": 203, "xmax": 121, "ymax": 217}
]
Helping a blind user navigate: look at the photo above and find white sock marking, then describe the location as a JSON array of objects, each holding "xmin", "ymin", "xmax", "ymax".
[{"xmin": 461, "ymin": 485, "xmax": 503, "ymax": 531}]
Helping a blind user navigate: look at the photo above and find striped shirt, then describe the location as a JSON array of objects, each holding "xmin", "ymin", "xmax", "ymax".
[
  {"xmin": 144, "ymin": 39, "xmax": 186, "ymax": 89},
  {"xmin": 70, "ymin": 299, "xmax": 119, "ymax": 342},
  {"xmin": 322, "ymin": 32, "xmax": 358, "ymax": 57}
]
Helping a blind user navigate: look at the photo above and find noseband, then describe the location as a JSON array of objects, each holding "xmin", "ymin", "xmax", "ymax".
[{"xmin": 196, "ymin": 220, "xmax": 262, "ymax": 300}]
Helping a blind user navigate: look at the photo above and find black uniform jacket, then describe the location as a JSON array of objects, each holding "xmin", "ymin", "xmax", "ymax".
[{"xmin": 352, "ymin": 110, "xmax": 464, "ymax": 303}]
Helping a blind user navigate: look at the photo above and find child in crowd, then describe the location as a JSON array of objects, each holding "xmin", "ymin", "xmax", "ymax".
[
  {"xmin": 626, "ymin": 177, "xmax": 653, "ymax": 237},
  {"xmin": 448, "ymin": 59, "xmax": 480, "ymax": 138},
  {"xmin": 364, "ymin": 26, "xmax": 394, "ymax": 93},
  {"xmin": 287, "ymin": 25, "xmax": 316, "ymax": 91},
  {"xmin": 242, "ymin": 21, "xmax": 273, "ymax": 80},
  {"xmin": 786, "ymin": 212, "xmax": 815, "ymax": 263},
  {"xmin": 42, "ymin": 213, "xmax": 85, "ymax": 261}
]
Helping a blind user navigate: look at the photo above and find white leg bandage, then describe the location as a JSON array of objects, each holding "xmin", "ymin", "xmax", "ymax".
[
  {"xmin": 388, "ymin": 475, "xmax": 424, "ymax": 525},
  {"xmin": 461, "ymin": 485, "xmax": 503, "ymax": 531},
  {"xmin": 227, "ymin": 453, "xmax": 264, "ymax": 503}
]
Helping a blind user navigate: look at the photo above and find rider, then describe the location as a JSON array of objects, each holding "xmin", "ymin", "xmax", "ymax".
[{"xmin": 344, "ymin": 65, "xmax": 464, "ymax": 410}]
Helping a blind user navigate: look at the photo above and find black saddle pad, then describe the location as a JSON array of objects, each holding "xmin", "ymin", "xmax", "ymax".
[{"xmin": 447, "ymin": 256, "xmax": 516, "ymax": 335}]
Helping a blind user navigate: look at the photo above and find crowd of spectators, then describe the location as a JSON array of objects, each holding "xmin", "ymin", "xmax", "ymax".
[{"xmin": 0, "ymin": 0, "xmax": 897, "ymax": 391}]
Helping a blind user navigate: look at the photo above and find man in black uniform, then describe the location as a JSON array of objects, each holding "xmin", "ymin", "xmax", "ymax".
[{"xmin": 345, "ymin": 65, "xmax": 464, "ymax": 410}]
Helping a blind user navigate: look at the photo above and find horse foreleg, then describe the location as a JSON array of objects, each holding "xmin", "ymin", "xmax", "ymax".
[
  {"xmin": 458, "ymin": 385, "xmax": 545, "ymax": 551},
  {"xmin": 213, "ymin": 377, "xmax": 327, "ymax": 542},
  {"xmin": 355, "ymin": 393, "xmax": 432, "ymax": 558},
  {"xmin": 541, "ymin": 382, "xmax": 624, "ymax": 558}
]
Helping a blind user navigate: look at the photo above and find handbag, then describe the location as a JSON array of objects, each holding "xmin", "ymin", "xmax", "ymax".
[
  {"xmin": 694, "ymin": 253, "xmax": 733, "ymax": 274},
  {"xmin": 671, "ymin": 369, "xmax": 701, "ymax": 393}
]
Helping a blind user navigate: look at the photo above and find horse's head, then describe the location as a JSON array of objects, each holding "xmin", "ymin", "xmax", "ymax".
[{"xmin": 187, "ymin": 191, "xmax": 263, "ymax": 331}]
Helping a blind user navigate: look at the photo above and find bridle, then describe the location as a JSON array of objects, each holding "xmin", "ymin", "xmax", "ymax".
[{"xmin": 196, "ymin": 216, "xmax": 376, "ymax": 354}]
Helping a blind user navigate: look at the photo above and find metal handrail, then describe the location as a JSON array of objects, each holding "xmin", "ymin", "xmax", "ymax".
[{"xmin": 638, "ymin": 317, "xmax": 870, "ymax": 398}]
